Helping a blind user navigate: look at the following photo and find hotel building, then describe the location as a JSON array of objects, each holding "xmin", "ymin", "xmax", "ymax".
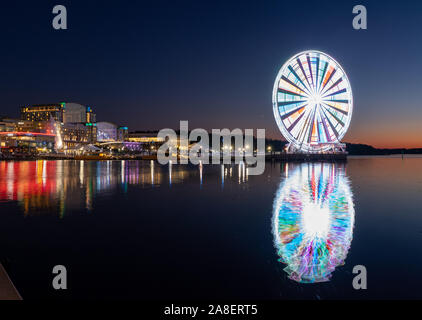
[
  {"xmin": 21, "ymin": 103, "xmax": 65, "ymax": 122},
  {"xmin": 0, "ymin": 117, "xmax": 55, "ymax": 153},
  {"xmin": 19, "ymin": 102, "xmax": 97, "ymax": 150},
  {"xmin": 61, "ymin": 103, "xmax": 97, "ymax": 147}
]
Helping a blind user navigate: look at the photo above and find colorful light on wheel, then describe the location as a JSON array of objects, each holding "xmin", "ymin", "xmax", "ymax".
[{"xmin": 272, "ymin": 50, "xmax": 353, "ymax": 152}]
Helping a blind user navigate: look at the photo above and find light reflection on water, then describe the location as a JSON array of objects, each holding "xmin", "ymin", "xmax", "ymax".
[
  {"xmin": 272, "ymin": 162, "xmax": 355, "ymax": 283},
  {"xmin": 0, "ymin": 160, "xmax": 248, "ymax": 216},
  {"xmin": 2, "ymin": 157, "xmax": 422, "ymax": 299}
]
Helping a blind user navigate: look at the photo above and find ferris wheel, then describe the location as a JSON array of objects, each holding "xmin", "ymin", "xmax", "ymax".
[{"xmin": 272, "ymin": 50, "xmax": 353, "ymax": 153}]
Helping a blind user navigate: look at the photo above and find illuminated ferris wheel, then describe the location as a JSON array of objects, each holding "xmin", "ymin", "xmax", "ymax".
[{"xmin": 272, "ymin": 50, "xmax": 353, "ymax": 153}]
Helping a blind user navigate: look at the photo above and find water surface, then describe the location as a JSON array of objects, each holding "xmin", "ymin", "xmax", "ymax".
[{"xmin": 0, "ymin": 157, "xmax": 421, "ymax": 299}]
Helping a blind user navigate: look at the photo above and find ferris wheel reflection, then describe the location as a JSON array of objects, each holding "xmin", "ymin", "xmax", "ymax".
[{"xmin": 272, "ymin": 162, "xmax": 355, "ymax": 283}]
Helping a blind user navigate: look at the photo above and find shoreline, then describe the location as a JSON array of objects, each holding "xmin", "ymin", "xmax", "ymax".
[{"xmin": 0, "ymin": 153, "xmax": 420, "ymax": 162}]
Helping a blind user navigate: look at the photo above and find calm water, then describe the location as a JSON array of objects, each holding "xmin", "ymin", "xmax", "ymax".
[{"xmin": 0, "ymin": 157, "xmax": 422, "ymax": 299}]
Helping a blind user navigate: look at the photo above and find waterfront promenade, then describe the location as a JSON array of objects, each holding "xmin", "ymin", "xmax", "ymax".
[{"xmin": 0, "ymin": 152, "xmax": 347, "ymax": 162}]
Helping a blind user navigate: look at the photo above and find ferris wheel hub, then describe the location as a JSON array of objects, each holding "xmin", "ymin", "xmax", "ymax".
[{"xmin": 308, "ymin": 93, "xmax": 322, "ymax": 106}]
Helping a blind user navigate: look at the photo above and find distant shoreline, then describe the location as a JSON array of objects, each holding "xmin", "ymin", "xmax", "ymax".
[
  {"xmin": 0, "ymin": 141, "xmax": 421, "ymax": 161},
  {"xmin": 265, "ymin": 140, "xmax": 422, "ymax": 156},
  {"xmin": 344, "ymin": 143, "xmax": 422, "ymax": 156},
  {"xmin": 0, "ymin": 153, "xmax": 421, "ymax": 162}
]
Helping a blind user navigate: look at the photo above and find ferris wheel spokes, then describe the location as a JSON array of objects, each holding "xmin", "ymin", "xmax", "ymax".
[{"xmin": 273, "ymin": 50, "xmax": 353, "ymax": 153}]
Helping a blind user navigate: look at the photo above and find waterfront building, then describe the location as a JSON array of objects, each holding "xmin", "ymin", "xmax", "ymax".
[
  {"xmin": 19, "ymin": 102, "xmax": 98, "ymax": 150},
  {"xmin": 61, "ymin": 123, "xmax": 94, "ymax": 149},
  {"xmin": 97, "ymin": 123, "xmax": 129, "ymax": 143},
  {"xmin": 0, "ymin": 118, "xmax": 17, "ymax": 132},
  {"xmin": 117, "ymin": 126, "xmax": 128, "ymax": 141},
  {"xmin": 125, "ymin": 131, "xmax": 165, "ymax": 152},
  {"xmin": 63, "ymin": 103, "xmax": 96, "ymax": 124},
  {"xmin": 15, "ymin": 120, "xmax": 54, "ymax": 134},
  {"xmin": 97, "ymin": 122, "xmax": 118, "ymax": 142},
  {"xmin": 0, "ymin": 132, "xmax": 55, "ymax": 153},
  {"xmin": 20, "ymin": 103, "xmax": 65, "ymax": 122},
  {"xmin": 62, "ymin": 102, "xmax": 97, "ymax": 146},
  {"xmin": 85, "ymin": 123, "xmax": 97, "ymax": 144},
  {"xmin": 127, "ymin": 131, "xmax": 164, "ymax": 143},
  {"xmin": 0, "ymin": 117, "xmax": 56, "ymax": 153}
]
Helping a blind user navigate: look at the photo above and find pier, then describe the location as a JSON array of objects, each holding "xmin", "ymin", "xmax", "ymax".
[{"xmin": 266, "ymin": 152, "xmax": 347, "ymax": 162}]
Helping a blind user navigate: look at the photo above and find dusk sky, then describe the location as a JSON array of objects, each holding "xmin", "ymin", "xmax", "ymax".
[{"xmin": 0, "ymin": 0, "xmax": 421, "ymax": 148}]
